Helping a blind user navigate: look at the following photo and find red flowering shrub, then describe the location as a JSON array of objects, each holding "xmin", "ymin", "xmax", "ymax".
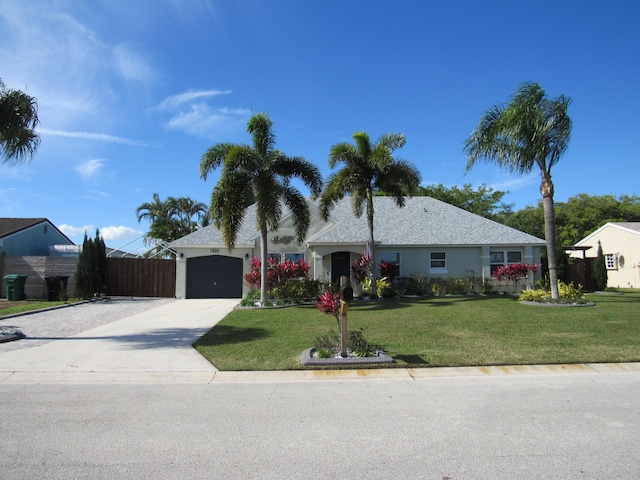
[
  {"xmin": 351, "ymin": 254, "xmax": 371, "ymax": 286},
  {"xmin": 494, "ymin": 263, "xmax": 538, "ymax": 290},
  {"xmin": 380, "ymin": 261, "xmax": 399, "ymax": 279},
  {"xmin": 316, "ymin": 290, "xmax": 341, "ymax": 329},
  {"xmin": 244, "ymin": 257, "xmax": 310, "ymax": 291}
]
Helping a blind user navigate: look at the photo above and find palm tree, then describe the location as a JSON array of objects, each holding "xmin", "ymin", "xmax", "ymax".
[
  {"xmin": 136, "ymin": 194, "xmax": 209, "ymax": 255},
  {"xmin": 0, "ymin": 79, "xmax": 40, "ymax": 164},
  {"xmin": 319, "ymin": 131, "xmax": 421, "ymax": 298},
  {"xmin": 464, "ymin": 82, "xmax": 572, "ymax": 299},
  {"xmin": 167, "ymin": 196, "xmax": 209, "ymax": 237},
  {"xmin": 200, "ymin": 112, "xmax": 322, "ymax": 305},
  {"xmin": 136, "ymin": 193, "xmax": 174, "ymax": 243}
]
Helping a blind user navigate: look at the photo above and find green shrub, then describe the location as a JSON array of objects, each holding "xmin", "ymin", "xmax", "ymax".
[
  {"xmin": 559, "ymin": 281, "xmax": 587, "ymax": 302},
  {"xmin": 272, "ymin": 278, "xmax": 322, "ymax": 302},
  {"xmin": 518, "ymin": 288, "xmax": 550, "ymax": 302},
  {"xmin": 518, "ymin": 281, "xmax": 588, "ymax": 304},
  {"xmin": 312, "ymin": 329, "xmax": 376, "ymax": 357}
]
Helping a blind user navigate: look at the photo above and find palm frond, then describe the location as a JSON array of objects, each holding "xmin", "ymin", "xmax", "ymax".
[
  {"xmin": 200, "ymin": 143, "xmax": 237, "ymax": 180},
  {"xmin": 282, "ymin": 187, "xmax": 310, "ymax": 244},
  {"xmin": 247, "ymin": 112, "xmax": 275, "ymax": 157}
]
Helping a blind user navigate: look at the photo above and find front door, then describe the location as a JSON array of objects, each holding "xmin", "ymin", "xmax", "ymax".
[{"xmin": 331, "ymin": 251, "xmax": 351, "ymax": 285}]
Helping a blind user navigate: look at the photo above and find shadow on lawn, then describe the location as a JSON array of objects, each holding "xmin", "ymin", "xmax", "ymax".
[
  {"xmin": 195, "ymin": 325, "xmax": 270, "ymax": 347},
  {"xmin": 352, "ymin": 295, "xmax": 519, "ymax": 310}
]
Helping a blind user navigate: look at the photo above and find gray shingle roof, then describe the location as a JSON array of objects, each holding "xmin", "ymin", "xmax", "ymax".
[
  {"xmin": 171, "ymin": 204, "xmax": 259, "ymax": 247},
  {"xmin": 308, "ymin": 196, "xmax": 545, "ymax": 246},
  {"xmin": 171, "ymin": 197, "xmax": 545, "ymax": 248}
]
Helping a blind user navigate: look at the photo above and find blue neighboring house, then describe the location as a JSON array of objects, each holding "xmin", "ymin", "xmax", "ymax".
[{"xmin": 0, "ymin": 218, "xmax": 74, "ymax": 256}]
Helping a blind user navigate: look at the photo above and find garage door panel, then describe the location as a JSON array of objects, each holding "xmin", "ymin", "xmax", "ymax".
[{"xmin": 186, "ymin": 255, "xmax": 242, "ymax": 298}]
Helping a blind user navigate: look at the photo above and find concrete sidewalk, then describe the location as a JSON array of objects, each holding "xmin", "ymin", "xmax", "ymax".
[{"xmin": 0, "ymin": 299, "xmax": 238, "ymax": 380}]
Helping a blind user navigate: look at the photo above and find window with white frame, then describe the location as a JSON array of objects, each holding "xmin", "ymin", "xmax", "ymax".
[
  {"xmin": 430, "ymin": 251, "xmax": 447, "ymax": 273},
  {"xmin": 605, "ymin": 253, "xmax": 616, "ymax": 270},
  {"xmin": 490, "ymin": 250, "xmax": 522, "ymax": 275}
]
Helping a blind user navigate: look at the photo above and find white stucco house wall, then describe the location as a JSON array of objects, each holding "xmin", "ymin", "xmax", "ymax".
[
  {"xmin": 569, "ymin": 222, "xmax": 640, "ymax": 289},
  {"xmin": 170, "ymin": 196, "xmax": 546, "ymax": 299}
]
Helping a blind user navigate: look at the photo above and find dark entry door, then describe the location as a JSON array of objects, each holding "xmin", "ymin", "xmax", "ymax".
[
  {"xmin": 331, "ymin": 251, "xmax": 351, "ymax": 284},
  {"xmin": 186, "ymin": 255, "xmax": 243, "ymax": 298}
]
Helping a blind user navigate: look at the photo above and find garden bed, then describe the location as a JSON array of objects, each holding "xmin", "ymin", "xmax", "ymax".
[{"xmin": 301, "ymin": 348, "xmax": 395, "ymax": 366}]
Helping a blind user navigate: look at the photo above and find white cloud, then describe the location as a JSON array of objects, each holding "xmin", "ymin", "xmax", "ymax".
[
  {"xmin": 83, "ymin": 190, "xmax": 111, "ymax": 200},
  {"xmin": 74, "ymin": 159, "xmax": 105, "ymax": 179},
  {"xmin": 0, "ymin": 2, "xmax": 157, "ymax": 130},
  {"xmin": 489, "ymin": 172, "xmax": 539, "ymax": 192},
  {"xmin": 59, "ymin": 224, "xmax": 94, "ymax": 238},
  {"xmin": 39, "ymin": 128, "xmax": 158, "ymax": 147},
  {"xmin": 157, "ymin": 89, "xmax": 232, "ymax": 110},
  {"xmin": 166, "ymin": 103, "xmax": 251, "ymax": 138},
  {"xmin": 113, "ymin": 43, "xmax": 156, "ymax": 84},
  {"xmin": 156, "ymin": 88, "xmax": 250, "ymax": 139},
  {"xmin": 100, "ymin": 226, "xmax": 143, "ymax": 241}
]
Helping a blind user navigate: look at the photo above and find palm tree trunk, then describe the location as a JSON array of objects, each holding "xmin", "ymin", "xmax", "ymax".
[
  {"xmin": 541, "ymin": 174, "xmax": 559, "ymax": 300},
  {"xmin": 366, "ymin": 190, "xmax": 377, "ymax": 298},
  {"xmin": 260, "ymin": 223, "xmax": 269, "ymax": 305}
]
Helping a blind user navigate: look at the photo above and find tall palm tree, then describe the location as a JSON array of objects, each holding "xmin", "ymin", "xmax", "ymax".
[
  {"xmin": 0, "ymin": 79, "xmax": 40, "ymax": 164},
  {"xmin": 319, "ymin": 131, "xmax": 421, "ymax": 298},
  {"xmin": 464, "ymin": 82, "xmax": 572, "ymax": 299},
  {"xmin": 200, "ymin": 112, "xmax": 322, "ymax": 305}
]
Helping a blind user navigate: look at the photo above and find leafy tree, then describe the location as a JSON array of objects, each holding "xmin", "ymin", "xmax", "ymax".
[
  {"xmin": 0, "ymin": 79, "xmax": 40, "ymax": 164},
  {"xmin": 200, "ymin": 112, "xmax": 322, "ymax": 305},
  {"xmin": 319, "ymin": 131, "xmax": 421, "ymax": 298},
  {"xmin": 75, "ymin": 230, "xmax": 109, "ymax": 298},
  {"xmin": 503, "ymin": 194, "xmax": 640, "ymax": 250},
  {"xmin": 415, "ymin": 183, "xmax": 512, "ymax": 219},
  {"xmin": 594, "ymin": 241, "xmax": 608, "ymax": 291},
  {"xmin": 502, "ymin": 203, "xmax": 546, "ymax": 240},
  {"xmin": 464, "ymin": 82, "xmax": 572, "ymax": 299},
  {"xmin": 136, "ymin": 193, "xmax": 208, "ymax": 255}
]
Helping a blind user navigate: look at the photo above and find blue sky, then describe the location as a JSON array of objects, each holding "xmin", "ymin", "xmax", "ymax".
[{"xmin": 1, "ymin": 0, "xmax": 638, "ymax": 251}]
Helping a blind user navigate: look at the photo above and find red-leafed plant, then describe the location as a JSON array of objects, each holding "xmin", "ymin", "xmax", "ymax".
[
  {"xmin": 351, "ymin": 254, "xmax": 371, "ymax": 287},
  {"xmin": 316, "ymin": 290, "xmax": 341, "ymax": 329},
  {"xmin": 380, "ymin": 261, "xmax": 399, "ymax": 279},
  {"xmin": 494, "ymin": 263, "xmax": 538, "ymax": 291},
  {"xmin": 244, "ymin": 257, "xmax": 310, "ymax": 291}
]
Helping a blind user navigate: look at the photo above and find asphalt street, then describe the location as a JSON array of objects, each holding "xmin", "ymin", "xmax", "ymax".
[{"xmin": 2, "ymin": 372, "xmax": 639, "ymax": 479}]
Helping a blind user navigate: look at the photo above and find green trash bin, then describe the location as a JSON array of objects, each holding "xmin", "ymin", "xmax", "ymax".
[{"xmin": 4, "ymin": 274, "xmax": 28, "ymax": 301}]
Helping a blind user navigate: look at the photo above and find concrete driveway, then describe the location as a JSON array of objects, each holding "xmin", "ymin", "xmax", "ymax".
[{"xmin": 0, "ymin": 298, "xmax": 238, "ymax": 382}]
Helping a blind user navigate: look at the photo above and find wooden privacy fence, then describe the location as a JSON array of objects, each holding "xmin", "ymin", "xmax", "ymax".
[
  {"xmin": 107, "ymin": 257, "xmax": 176, "ymax": 297},
  {"xmin": 1, "ymin": 255, "xmax": 175, "ymax": 299},
  {"xmin": 566, "ymin": 257, "xmax": 596, "ymax": 291}
]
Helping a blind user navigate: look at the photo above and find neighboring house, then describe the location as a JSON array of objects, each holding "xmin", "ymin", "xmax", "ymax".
[
  {"xmin": 0, "ymin": 218, "xmax": 76, "ymax": 299},
  {"xmin": 0, "ymin": 218, "xmax": 74, "ymax": 256},
  {"xmin": 170, "ymin": 196, "xmax": 546, "ymax": 299},
  {"xmin": 569, "ymin": 222, "xmax": 640, "ymax": 289}
]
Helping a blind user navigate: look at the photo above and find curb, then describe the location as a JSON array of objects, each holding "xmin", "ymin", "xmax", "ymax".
[{"xmin": 1, "ymin": 362, "xmax": 639, "ymax": 385}]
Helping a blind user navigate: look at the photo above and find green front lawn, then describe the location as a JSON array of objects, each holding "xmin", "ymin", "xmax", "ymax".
[{"xmin": 194, "ymin": 292, "xmax": 640, "ymax": 371}]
